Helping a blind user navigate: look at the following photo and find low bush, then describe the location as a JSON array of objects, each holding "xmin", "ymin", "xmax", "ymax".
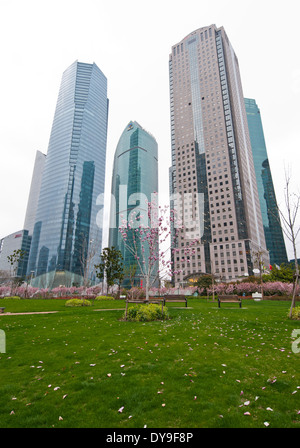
[
  {"xmin": 2, "ymin": 296, "xmax": 21, "ymax": 300},
  {"xmin": 290, "ymin": 305, "xmax": 300, "ymax": 320},
  {"xmin": 125, "ymin": 303, "xmax": 169, "ymax": 322},
  {"xmin": 95, "ymin": 296, "xmax": 114, "ymax": 301},
  {"xmin": 65, "ymin": 299, "xmax": 91, "ymax": 307}
]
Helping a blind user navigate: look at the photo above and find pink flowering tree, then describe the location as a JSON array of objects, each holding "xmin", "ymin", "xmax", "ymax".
[
  {"xmin": 119, "ymin": 197, "xmax": 196, "ymax": 301},
  {"xmin": 119, "ymin": 199, "xmax": 168, "ymax": 301}
]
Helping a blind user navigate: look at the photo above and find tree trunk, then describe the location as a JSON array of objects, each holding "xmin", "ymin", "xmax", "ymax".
[
  {"xmin": 145, "ymin": 275, "xmax": 150, "ymax": 301},
  {"xmin": 289, "ymin": 272, "xmax": 299, "ymax": 318},
  {"xmin": 289, "ymin": 249, "xmax": 299, "ymax": 319}
]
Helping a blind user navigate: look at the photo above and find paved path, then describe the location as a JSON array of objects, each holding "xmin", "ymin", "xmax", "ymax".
[
  {"xmin": 0, "ymin": 307, "xmax": 193, "ymax": 316},
  {"xmin": 0, "ymin": 311, "xmax": 59, "ymax": 316}
]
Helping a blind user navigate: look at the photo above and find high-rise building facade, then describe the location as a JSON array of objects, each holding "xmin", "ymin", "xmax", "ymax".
[
  {"xmin": 27, "ymin": 61, "xmax": 109, "ymax": 288},
  {"xmin": 24, "ymin": 150, "xmax": 46, "ymax": 235},
  {"xmin": 109, "ymin": 121, "xmax": 158, "ymax": 287},
  {"xmin": 169, "ymin": 25, "xmax": 269, "ymax": 284},
  {"xmin": 245, "ymin": 98, "xmax": 288, "ymax": 265}
]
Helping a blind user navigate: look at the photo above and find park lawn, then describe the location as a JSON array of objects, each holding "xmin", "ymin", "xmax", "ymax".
[
  {"xmin": 0, "ymin": 297, "xmax": 125, "ymax": 313},
  {"xmin": 0, "ymin": 298, "xmax": 299, "ymax": 428}
]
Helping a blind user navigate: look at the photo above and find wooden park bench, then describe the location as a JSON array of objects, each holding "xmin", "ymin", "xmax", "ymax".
[
  {"xmin": 163, "ymin": 295, "xmax": 187, "ymax": 307},
  {"xmin": 148, "ymin": 297, "xmax": 164, "ymax": 304},
  {"xmin": 0, "ymin": 307, "xmax": 6, "ymax": 314},
  {"xmin": 218, "ymin": 295, "xmax": 242, "ymax": 308},
  {"xmin": 125, "ymin": 298, "xmax": 164, "ymax": 305},
  {"xmin": 126, "ymin": 297, "xmax": 165, "ymax": 308}
]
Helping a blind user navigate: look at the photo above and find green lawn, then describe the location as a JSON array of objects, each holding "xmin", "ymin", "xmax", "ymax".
[{"xmin": 0, "ymin": 298, "xmax": 299, "ymax": 428}]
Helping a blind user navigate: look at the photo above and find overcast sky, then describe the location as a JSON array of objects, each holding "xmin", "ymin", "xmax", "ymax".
[{"xmin": 0, "ymin": 0, "xmax": 299, "ymax": 260}]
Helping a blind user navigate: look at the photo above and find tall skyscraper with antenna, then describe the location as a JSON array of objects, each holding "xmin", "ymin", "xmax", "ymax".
[{"xmin": 169, "ymin": 25, "xmax": 269, "ymax": 284}]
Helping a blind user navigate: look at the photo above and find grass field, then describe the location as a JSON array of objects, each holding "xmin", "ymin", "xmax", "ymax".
[{"xmin": 0, "ymin": 297, "xmax": 299, "ymax": 428}]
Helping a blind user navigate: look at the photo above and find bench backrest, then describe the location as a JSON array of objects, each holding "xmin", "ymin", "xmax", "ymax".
[
  {"xmin": 165, "ymin": 295, "xmax": 186, "ymax": 299},
  {"xmin": 218, "ymin": 295, "xmax": 239, "ymax": 300}
]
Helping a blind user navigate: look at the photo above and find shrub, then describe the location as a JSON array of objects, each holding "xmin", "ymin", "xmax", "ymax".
[
  {"xmin": 290, "ymin": 306, "xmax": 300, "ymax": 320},
  {"xmin": 125, "ymin": 303, "xmax": 169, "ymax": 322},
  {"xmin": 65, "ymin": 299, "xmax": 91, "ymax": 307},
  {"xmin": 95, "ymin": 296, "xmax": 114, "ymax": 301},
  {"xmin": 2, "ymin": 296, "xmax": 21, "ymax": 300}
]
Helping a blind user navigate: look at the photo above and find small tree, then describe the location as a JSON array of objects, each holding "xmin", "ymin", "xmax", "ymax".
[
  {"xmin": 7, "ymin": 249, "xmax": 26, "ymax": 277},
  {"xmin": 94, "ymin": 247, "xmax": 124, "ymax": 295},
  {"xmin": 7, "ymin": 249, "xmax": 26, "ymax": 295},
  {"xmin": 276, "ymin": 169, "xmax": 300, "ymax": 318},
  {"xmin": 78, "ymin": 234, "xmax": 102, "ymax": 288},
  {"xmin": 123, "ymin": 264, "xmax": 137, "ymax": 297},
  {"xmin": 263, "ymin": 263, "xmax": 294, "ymax": 283},
  {"xmin": 119, "ymin": 198, "xmax": 197, "ymax": 301}
]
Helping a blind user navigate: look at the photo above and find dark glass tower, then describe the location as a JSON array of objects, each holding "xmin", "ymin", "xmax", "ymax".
[
  {"xmin": 27, "ymin": 61, "xmax": 109, "ymax": 288},
  {"xmin": 245, "ymin": 98, "xmax": 288, "ymax": 265},
  {"xmin": 109, "ymin": 121, "xmax": 158, "ymax": 287}
]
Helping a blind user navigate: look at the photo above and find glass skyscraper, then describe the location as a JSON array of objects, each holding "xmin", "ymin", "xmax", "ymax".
[
  {"xmin": 109, "ymin": 121, "xmax": 158, "ymax": 287},
  {"xmin": 24, "ymin": 150, "xmax": 46, "ymax": 236},
  {"xmin": 245, "ymin": 98, "xmax": 287, "ymax": 265},
  {"xmin": 169, "ymin": 25, "xmax": 269, "ymax": 284},
  {"xmin": 27, "ymin": 61, "xmax": 109, "ymax": 288}
]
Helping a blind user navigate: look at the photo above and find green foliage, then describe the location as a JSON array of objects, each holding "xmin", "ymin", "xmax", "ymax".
[
  {"xmin": 95, "ymin": 296, "xmax": 114, "ymax": 301},
  {"xmin": 65, "ymin": 299, "xmax": 91, "ymax": 307},
  {"xmin": 196, "ymin": 275, "xmax": 213, "ymax": 294},
  {"xmin": 125, "ymin": 303, "xmax": 169, "ymax": 322},
  {"xmin": 94, "ymin": 247, "xmax": 124, "ymax": 293},
  {"xmin": 7, "ymin": 249, "xmax": 26, "ymax": 277},
  {"xmin": 2, "ymin": 296, "xmax": 21, "ymax": 300},
  {"xmin": 7, "ymin": 249, "xmax": 26, "ymax": 266},
  {"xmin": 289, "ymin": 305, "xmax": 300, "ymax": 320},
  {"xmin": 263, "ymin": 264, "xmax": 295, "ymax": 283}
]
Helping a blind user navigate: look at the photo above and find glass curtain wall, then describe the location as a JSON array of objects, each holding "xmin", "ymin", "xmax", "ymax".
[
  {"xmin": 245, "ymin": 98, "xmax": 287, "ymax": 265},
  {"xmin": 109, "ymin": 121, "xmax": 158, "ymax": 288},
  {"xmin": 27, "ymin": 61, "xmax": 108, "ymax": 288}
]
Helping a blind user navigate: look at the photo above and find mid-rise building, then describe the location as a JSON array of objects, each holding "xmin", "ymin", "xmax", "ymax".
[
  {"xmin": 0, "ymin": 230, "xmax": 31, "ymax": 278},
  {"xmin": 109, "ymin": 121, "xmax": 158, "ymax": 287},
  {"xmin": 245, "ymin": 98, "xmax": 288, "ymax": 265},
  {"xmin": 169, "ymin": 25, "xmax": 269, "ymax": 284},
  {"xmin": 0, "ymin": 151, "xmax": 46, "ymax": 280},
  {"xmin": 27, "ymin": 61, "xmax": 109, "ymax": 288}
]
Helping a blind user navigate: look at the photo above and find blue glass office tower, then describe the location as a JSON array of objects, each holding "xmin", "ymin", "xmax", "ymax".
[
  {"xmin": 245, "ymin": 98, "xmax": 287, "ymax": 265},
  {"xmin": 27, "ymin": 61, "xmax": 108, "ymax": 288},
  {"xmin": 109, "ymin": 121, "xmax": 158, "ymax": 287}
]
